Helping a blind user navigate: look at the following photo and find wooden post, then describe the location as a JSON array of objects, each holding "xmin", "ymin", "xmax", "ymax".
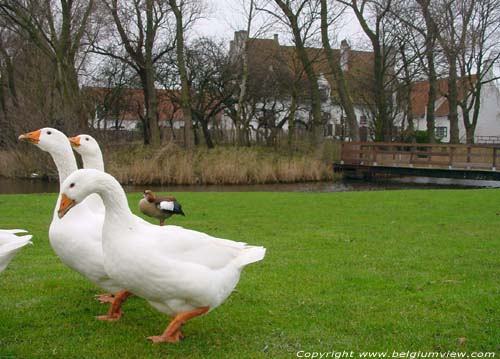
[
  {"xmin": 340, "ymin": 142, "xmax": 345, "ymax": 165},
  {"xmin": 467, "ymin": 146, "xmax": 471, "ymax": 169},
  {"xmin": 493, "ymin": 147, "xmax": 497, "ymax": 171},
  {"xmin": 449, "ymin": 146, "xmax": 454, "ymax": 169},
  {"xmin": 428, "ymin": 144, "xmax": 432, "ymax": 168}
]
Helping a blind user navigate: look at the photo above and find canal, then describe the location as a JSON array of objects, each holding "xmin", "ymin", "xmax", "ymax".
[{"xmin": 1, "ymin": 176, "xmax": 499, "ymax": 194}]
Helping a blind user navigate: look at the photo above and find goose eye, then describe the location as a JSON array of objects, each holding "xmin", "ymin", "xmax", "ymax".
[
  {"xmin": 47, "ymin": 131, "xmax": 52, "ymax": 135},
  {"xmin": 70, "ymin": 183, "xmax": 75, "ymax": 188},
  {"xmin": 86, "ymin": 137, "xmax": 89, "ymax": 141}
]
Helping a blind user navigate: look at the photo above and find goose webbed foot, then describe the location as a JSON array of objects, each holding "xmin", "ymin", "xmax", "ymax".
[
  {"xmin": 96, "ymin": 310, "xmax": 124, "ymax": 321},
  {"xmin": 95, "ymin": 293, "xmax": 114, "ymax": 304},
  {"xmin": 147, "ymin": 306, "xmax": 209, "ymax": 344},
  {"xmin": 147, "ymin": 330, "xmax": 184, "ymax": 344},
  {"xmin": 96, "ymin": 290, "xmax": 133, "ymax": 321}
]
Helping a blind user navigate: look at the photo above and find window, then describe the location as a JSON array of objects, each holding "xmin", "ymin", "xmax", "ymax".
[
  {"xmin": 434, "ymin": 126, "xmax": 448, "ymax": 139},
  {"xmin": 359, "ymin": 115, "xmax": 367, "ymax": 127}
]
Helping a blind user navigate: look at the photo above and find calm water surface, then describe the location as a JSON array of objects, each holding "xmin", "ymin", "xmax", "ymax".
[{"xmin": 1, "ymin": 177, "xmax": 499, "ymax": 194}]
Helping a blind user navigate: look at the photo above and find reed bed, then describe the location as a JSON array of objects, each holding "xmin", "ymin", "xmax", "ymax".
[
  {"xmin": 3, "ymin": 142, "xmax": 338, "ymax": 185},
  {"xmin": 106, "ymin": 143, "xmax": 335, "ymax": 185}
]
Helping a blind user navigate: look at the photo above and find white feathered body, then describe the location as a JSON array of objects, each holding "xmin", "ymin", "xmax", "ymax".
[
  {"xmin": 102, "ymin": 214, "xmax": 265, "ymax": 316},
  {"xmin": 49, "ymin": 196, "xmax": 122, "ymax": 294},
  {"xmin": 0, "ymin": 229, "xmax": 32, "ymax": 273}
]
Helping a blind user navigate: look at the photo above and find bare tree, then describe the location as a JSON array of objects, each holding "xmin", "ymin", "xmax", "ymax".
[
  {"xmin": 0, "ymin": 0, "xmax": 96, "ymax": 131},
  {"xmin": 337, "ymin": 0, "xmax": 398, "ymax": 141},
  {"xmin": 432, "ymin": 0, "xmax": 475, "ymax": 143},
  {"xmin": 87, "ymin": 57, "xmax": 136, "ymax": 133},
  {"xmin": 262, "ymin": 0, "xmax": 325, "ymax": 144},
  {"xmin": 320, "ymin": 0, "xmax": 359, "ymax": 141},
  {"xmin": 93, "ymin": 0, "xmax": 175, "ymax": 145},
  {"xmin": 457, "ymin": 0, "xmax": 500, "ymax": 143},
  {"xmin": 168, "ymin": 0, "xmax": 203, "ymax": 149}
]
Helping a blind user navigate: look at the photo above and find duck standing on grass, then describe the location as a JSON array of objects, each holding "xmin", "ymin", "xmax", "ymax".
[
  {"xmin": 139, "ymin": 190, "xmax": 185, "ymax": 226},
  {"xmin": 58, "ymin": 169, "xmax": 266, "ymax": 344},
  {"xmin": 0, "ymin": 230, "xmax": 32, "ymax": 273}
]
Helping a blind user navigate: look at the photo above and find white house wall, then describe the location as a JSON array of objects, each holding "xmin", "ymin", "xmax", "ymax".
[{"xmin": 415, "ymin": 81, "xmax": 500, "ymax": 143}]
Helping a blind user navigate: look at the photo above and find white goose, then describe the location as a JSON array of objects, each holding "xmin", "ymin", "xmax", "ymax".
[
  {"xmin": 68, "ymin": 134, "xmax": 104, "ymax": 172},
  {"xmin": 68, "ymin": 134, "xmax": 105, "ymax": 214},
  {"xmin": 58, "ymin": 169, "xmax": 266, "ymax": 343},
  {"xmin": 0, "ymin": 229, "xmax": 32, "ymax": 273},
  {"xmin": 18, "ymin": 128, "xmax": 130, "ymax": 320}
]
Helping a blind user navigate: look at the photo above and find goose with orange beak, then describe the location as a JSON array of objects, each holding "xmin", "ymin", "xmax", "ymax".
[
  {"xmin": 58, "ymin": 168, "xmax": 266, "ymax": 344},
  {"xmin": 18, "ymin": 128, "xmax": 131, "ymax": 320},
  {"xmin": 68, "ymin": 134, "xmax": 105, "ymax": 214},
  {"xmin": 68, "ymin": 134, "xmax": 105, "ymax": 172},
  {"xmin": 18, "ymin": 129, "xmax": 41, "ymax": 145}
]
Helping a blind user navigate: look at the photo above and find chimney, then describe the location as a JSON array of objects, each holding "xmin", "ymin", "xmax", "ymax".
[
  {"xmin": 230, "ymin": 30, "xmax": 248, "ymax": 58},
  {"xmin": 274, "ymin": 34, "xmax": 279, "ymax": 44},
  {"xmin": 340, "ymin": 39, "xmax": 350, "ymax": 72},
  {"xmin": 235, "ymin": 30, "xmax": 248, "ymax": 47}
]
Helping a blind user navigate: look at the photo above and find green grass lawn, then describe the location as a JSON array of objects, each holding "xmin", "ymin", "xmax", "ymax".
[{"xmin": 1, "ymin": 189, "xmax": 500, "ymax": 358}]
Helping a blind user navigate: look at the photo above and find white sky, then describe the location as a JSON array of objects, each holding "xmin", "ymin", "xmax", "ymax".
[{"xmin": 190, "ymin": 0, "xmax": 366, "ymax": 49}]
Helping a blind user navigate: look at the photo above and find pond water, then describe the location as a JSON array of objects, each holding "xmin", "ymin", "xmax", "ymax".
[{"xmin": 1, "ymin": 176, "xmax": 499, "ymax": 194}]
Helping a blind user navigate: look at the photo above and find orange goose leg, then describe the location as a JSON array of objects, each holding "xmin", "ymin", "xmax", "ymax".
[
  {"xmin": 148, "ymin": 306, "xmax": 210, "ymax": 344},
  {"xmin": 159, "ymin": 219, "xmax": 165, "ymax": 226},
  {"xmin": 96, "ymin": 290, "xmax": 134, "ymax": 321}
]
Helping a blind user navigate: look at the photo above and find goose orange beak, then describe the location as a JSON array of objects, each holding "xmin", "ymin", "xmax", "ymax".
[
  {"xmin": 58, "ymin": 193, "xmax": 76, "ymax": 219},
  {"xmin": 18, "ymin": 129, "xmax": 41, "ymax": 144},
  {"xmin": 68, "ymin": 136, "xmax": 80, "ymax": 147}
]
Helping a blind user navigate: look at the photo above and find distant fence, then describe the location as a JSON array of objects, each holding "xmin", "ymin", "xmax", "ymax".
[
  {"xmin": 340, "ymin": 142, "xmax": 500, "ymax": 171},
  {"xmin": 475, "ymin": 136, "xmax": 500, "ymax": 144}
]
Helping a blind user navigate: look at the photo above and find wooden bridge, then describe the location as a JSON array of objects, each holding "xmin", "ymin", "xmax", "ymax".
[{"xmin": 334, "ymin": 142, "xmax": 500, "ymax": 181}]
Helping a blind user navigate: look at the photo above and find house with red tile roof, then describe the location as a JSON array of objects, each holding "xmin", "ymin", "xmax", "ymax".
[
  {"xmin": 85, "ymin": 87, "xmax": 185, "ymax": 131},
  {"xmin": 410, "ymin": 73, "xmax": 500, "ymax": 143}
]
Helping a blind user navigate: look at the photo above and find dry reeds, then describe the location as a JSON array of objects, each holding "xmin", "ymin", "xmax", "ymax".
[
  {"xmin": 3, "ymin": 141, "xmax": 338, "ymax": 185},
  {"xmin": 106, "ymin": 143, "xmax": 335, "ymax": 185}
]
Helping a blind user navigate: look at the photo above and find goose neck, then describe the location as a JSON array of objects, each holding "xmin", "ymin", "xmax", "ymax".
[
  {"xmin": 50, "ymin": 147, "xmax": 78, "ymax": 184},
  {"xmin": 83, "ymin": 152, "xmax": 104, "ymax": 172}
]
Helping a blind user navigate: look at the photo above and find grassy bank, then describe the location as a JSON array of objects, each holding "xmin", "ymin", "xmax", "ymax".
[
  {"xmin": 1, "ymin": 189, "xmax": 500, "ymax": 358},
  {"xmin": 0, "ymin": 141, "xmax": 339, "ymax": 185}
]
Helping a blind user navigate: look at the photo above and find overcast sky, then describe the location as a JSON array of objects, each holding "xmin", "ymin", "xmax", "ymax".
[{"xmin": 191, "ymin": 0, "xmax": 365, "ymax": 49}]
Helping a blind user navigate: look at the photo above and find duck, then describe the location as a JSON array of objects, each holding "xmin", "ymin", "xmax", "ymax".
[
  {"xmin": 0, "ymin": 229, "xmax": 32, "ymax": 273},
  {"xmin": 139, "ymin": 190, "xmax": 185, "ymax": 226},
  {"xmin": 18, "ymin": 128, "xmax": 130, "ymax": 320},
  {"xmin": 57, "ymin": 169, "xmax": 266, "ymax": 344}
]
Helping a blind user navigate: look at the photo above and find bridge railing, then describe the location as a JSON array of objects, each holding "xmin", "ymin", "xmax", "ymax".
[{"xmin": 341, "ymin": 142, "xmax": 500, "ymax": 171}]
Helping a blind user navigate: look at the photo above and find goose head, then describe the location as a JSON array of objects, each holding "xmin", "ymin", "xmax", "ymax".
[
  {"xmin": 68, "ymin": 134, "xmax": 100, "ymax": 157},
  {"xmin": 57, "ymin": 169, "xmax": 123, "ymax": 219},
  {"xmin": 18, "ymin": 127, "xmax": 69, "ymax": 153},
  {"xmin": 58, "ymin": 169, "xmax": 101, "ymax": 218}
]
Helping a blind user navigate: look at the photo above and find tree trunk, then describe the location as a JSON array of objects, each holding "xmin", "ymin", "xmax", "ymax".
[
  {"xmin": 447, "ymin": 58, "xmax": 460, "ymax": 143},
  {"xmin": 139, "ymin": 71, "xmax": 160, "ymax": 146},
  {"xmin": 274, "ymin": 0, "xmax": 323, "ymax": 144},
  {"xmin": 320, "ymin": 0, "xmax": 359, "ymax": 141},
  {"xmin": 426, "ymin": 48, "xmax": 437, "ymax": 143},
  {"xmin": 169, "ymin": 0, "xmax": 195, "ymax": 150},
  {"xmin": 372, "ymin": 42, "xmax": 391, "ymax": 142},
  {"xmin": 288, "ymin": 89, "xmax": 297, "ymax": 149},
  {"xmin": 200, "ymin": 117, "xmax": 214, "ymax": 149}
]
